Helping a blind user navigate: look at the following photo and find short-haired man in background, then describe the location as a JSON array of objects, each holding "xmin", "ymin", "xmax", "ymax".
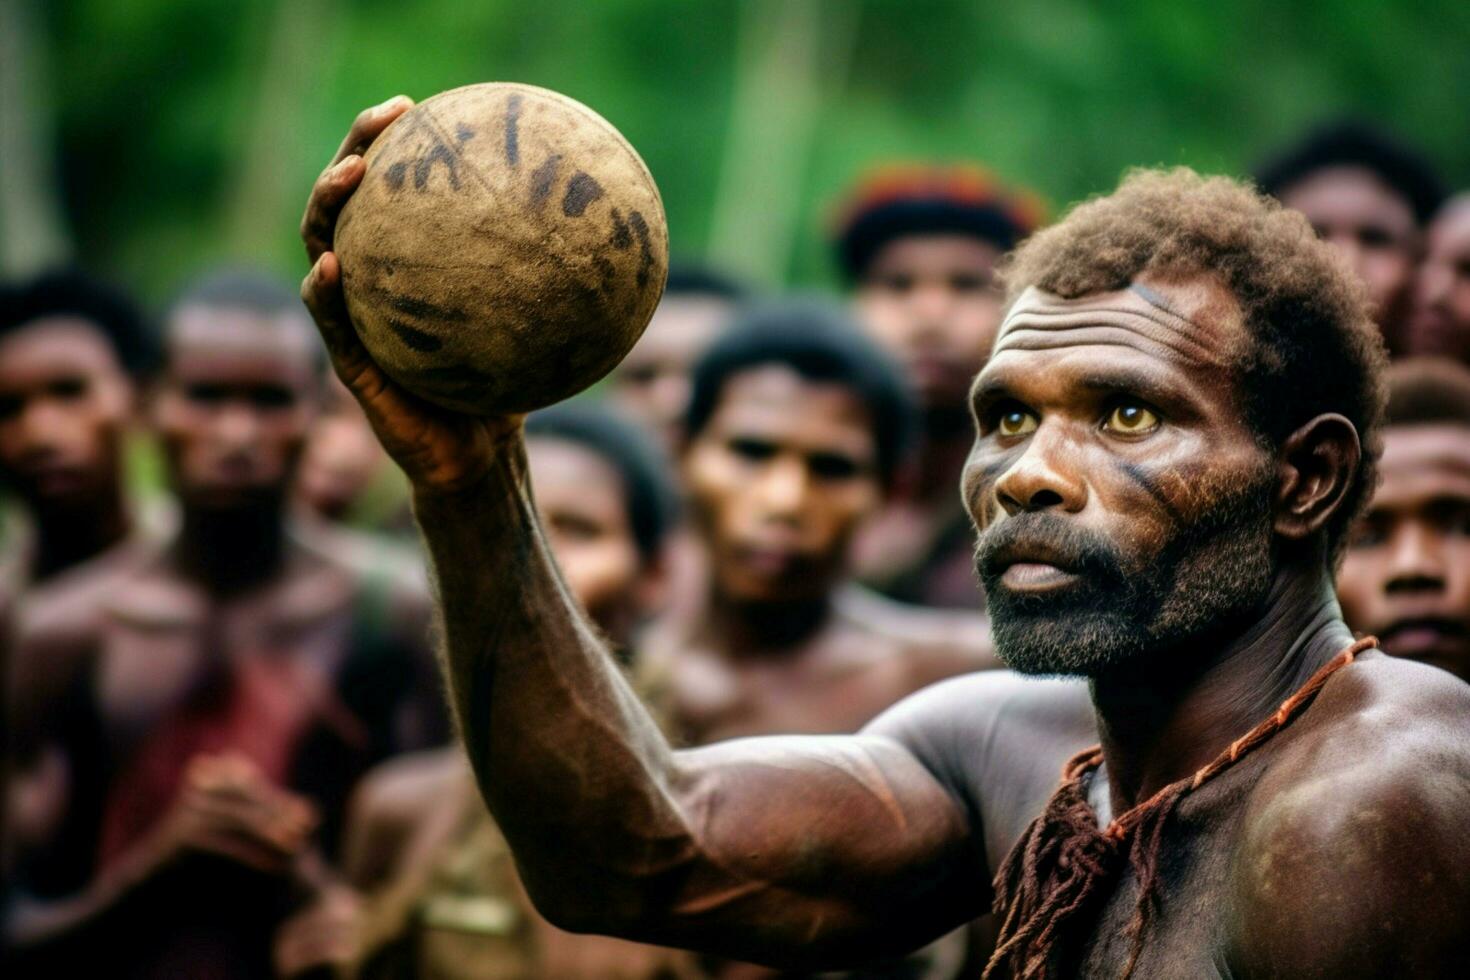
[
  {"xmin": 833, "ymin": 165, "xmax": 1044, "ymax": 607},
  {"xmin": 1256, "ymin": 119, "xmax": 1446, "ymax": 356},
  {"xmin": 1339, "ymin": 357, "xmax": 1470, "ymax": 682},
  {"xmin": 0, "ymin": 269, "xmax": 155, "ymax": 599},
  {"xmin": 645, "ymin": 301, "xmax": 995, "ymax": 748},
  {"xmin": 607, "ymin": 262, "xmax": 747, "ymax": 455},
  {"xmin": 6, "ymin": 269, "xmax": 445, "ymax": 979},
  {"xmin": 1405, "ymin": 195, "xmax": 1470, "ymax": 364}
]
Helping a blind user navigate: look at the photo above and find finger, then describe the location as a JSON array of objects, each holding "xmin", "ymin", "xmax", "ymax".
[
  {"xmin": 332, "ymin": 94, "xmax": 413, "ymax": 167},
  {"xmin": 301, "ymin": 154, "xmax": 366, "ymax": 265},
  {"xmin": 302, "ymin": 253, "xmax": 379, "ymax": 390}
]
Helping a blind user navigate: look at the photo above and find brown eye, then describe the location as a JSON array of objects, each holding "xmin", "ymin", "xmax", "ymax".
[
  {"xmin": 1104, "ymin": 403, "xmax": 1159, "ymax": 435},
  {"xmin": 997, "ymin": 408, "xmax": 1038, "ymax": 437}
]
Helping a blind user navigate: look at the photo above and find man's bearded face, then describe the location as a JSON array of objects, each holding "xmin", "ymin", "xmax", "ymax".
[
  {"xmin": 975, "ymin": 465, "xmax": 1274, "ymax": 676},
  {"xmin": 962, "ymin": 278, "xmax": 1279, "ymax": 677}
]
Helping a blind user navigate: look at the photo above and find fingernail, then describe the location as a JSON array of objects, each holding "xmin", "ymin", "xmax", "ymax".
[{"xmin": 378, "ymin": 95, "xmax": 408, "ymax": 113}]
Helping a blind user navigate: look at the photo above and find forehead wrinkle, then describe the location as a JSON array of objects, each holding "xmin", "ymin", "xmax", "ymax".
[
  {"xmin": 995, "ymin": 324, "xmax": 1225, "ymax": 371},
  {"xmin": 997, "ymin": 309, "xmax": 1226, "ymax": 368}
]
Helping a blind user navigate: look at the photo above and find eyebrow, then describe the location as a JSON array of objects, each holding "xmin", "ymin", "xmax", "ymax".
[{"xmin": 970, "ymin": 368, "xmax": 1199, "ymax": 416}]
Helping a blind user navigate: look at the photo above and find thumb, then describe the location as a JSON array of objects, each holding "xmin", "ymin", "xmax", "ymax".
[{"xmin": 301, "ymin": 252, "xmax": 377, "ymax": 391}]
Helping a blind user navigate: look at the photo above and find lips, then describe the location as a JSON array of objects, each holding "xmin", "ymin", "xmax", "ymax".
[
  {"xmin": 984, "ymin": 539, "xmax": 1087, "ymax": 594},
  {"xmin": 1378, "ymin": 617, "xmax": 1467, "ymax": 658}
]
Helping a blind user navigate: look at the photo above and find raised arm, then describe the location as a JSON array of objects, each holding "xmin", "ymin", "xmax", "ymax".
[{"xmin": 298, "ymin": 99, "xmax": 985, "ymax": 968}]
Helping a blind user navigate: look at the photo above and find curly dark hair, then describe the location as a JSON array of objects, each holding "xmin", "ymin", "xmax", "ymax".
[{"xmin": 1002, "ymin": 167, "xmax": 1387, "ymax": 566}]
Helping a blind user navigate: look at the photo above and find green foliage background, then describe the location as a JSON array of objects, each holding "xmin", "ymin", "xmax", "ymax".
[{"xmin": 16, "ymin": 0, "xmax": 1470, "ymax": 302}]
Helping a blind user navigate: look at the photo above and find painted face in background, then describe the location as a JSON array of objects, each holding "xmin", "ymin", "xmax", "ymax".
[
  {"xmin": 1407, "ymin": 202, "xmax": 1470, "ymax": 364},
  {"xmin": 1338, "ymin": 424, "xmax": 1470, "ymax": 682},
  {"xmin": 683, "ymin": 366, "xmax": 882, "ymax": 604},
  {"xmin": 153, "ymin": 305, "xmax": 320, "ymax": 511},
  {"xmin": 0, "ymin": 317, "xmax": 133, "ymax": 510},
  {"xmin": 530, "ymin": 434, "xmax": 657, "ymax": 651},
  {"xmin": 609, "ymin": 294, "xmax": 736, "ymax": 453},
  {"xmin": 856, "ymin": 234, "xmax": 1006, "ymax": 420},
  {"xmin": 964, "ymin": 276, "xmax": 1276, "ymax": 676},
  {"xmin": 1279, "ymin": 166, "xmax": 1420, "ymax": 350}
]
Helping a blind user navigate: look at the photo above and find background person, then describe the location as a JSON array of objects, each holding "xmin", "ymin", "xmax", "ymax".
[
  {"xmin": 5, "ymin": 268, "xmax": 446, "ymax": 979},
  {"xmin": 1338, "ymin": 357, "xmax": 1470, "ymax": 682},
  {"xmin": 1255, "ymin": 118, "xmax": 1447, "ymax": 356},
  {"xmin": 832, "ymin": 164, "xmax": 1044, "ymax": 607},
  {"xmin": 273, "ymin": 403, "xmax": 698, "ymax": 980}
]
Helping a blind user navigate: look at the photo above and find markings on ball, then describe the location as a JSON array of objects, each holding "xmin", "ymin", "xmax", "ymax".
[
  {"xmin": 504, "ymin": 95, "xmax": 522, "ymax": 166},
  {"xmin": 562, "ymin": 172, "xmax": 604, "ymax": 217},
  {"xmin": 609, "ymin": 208, "xmax": 633, "ymax": 249},
  {"xmin": 387, "ymin": 319, "xmax": 444, "ymax": 353},
  {"xmin": 378, "ymin": 113, "xmax": 477, "ymax": 193},
  {"xmin": 530, "ymin": 154, "xmax": 563, "ymax": 208},
  {"xmin": 628, "ymin": 210, "xmax": 655, "ymax": 288}
]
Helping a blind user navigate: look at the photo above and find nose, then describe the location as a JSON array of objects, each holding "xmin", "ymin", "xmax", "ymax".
[
  {"xmin": 993, "ymin": 425, "xmax": 1087, "ymax": 517},
  {"xmin": 753, "ymin": 454, "xmax": 809, "ymax": 521},
  {"xmin": 1416, "ymin": 261, "xmax": 1451, "ymax": 310},
  {"xmin": 1384, "ymin": 522, "xmax": 1447, "ymax": 595},
  {"xmin": 18, "ymin": 401, "xmax": 65, "ymax": 455},
  {"xmin": 211, "ymin": 402, "xmax": 262, "ymax": 450}
]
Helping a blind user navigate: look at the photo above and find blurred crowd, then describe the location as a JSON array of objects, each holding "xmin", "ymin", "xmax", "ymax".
[{"xmin": 2, "ymin": 116, "xmax": 1469, "ymax": 978}]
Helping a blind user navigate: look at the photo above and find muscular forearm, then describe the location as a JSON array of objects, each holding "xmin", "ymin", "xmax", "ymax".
[
  {"xmin": 412, "ymin": 437, "xmax": 980, "ymax": 964},
  {"xmin": 414, "ymin": 435, "xmax": 695, "ymax": 925}
]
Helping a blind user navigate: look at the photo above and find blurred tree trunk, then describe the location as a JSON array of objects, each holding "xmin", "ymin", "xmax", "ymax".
[
  {"xmin": 222, "ymin": 0, "xmax": 339, "ymax": 264},
  {"xmin": 706, "ymin": 0, "xmax": 860, "ymax": 285},
  {"xmin": 0, "ymin": 0, "xmax": 72, "ymax": 275}
]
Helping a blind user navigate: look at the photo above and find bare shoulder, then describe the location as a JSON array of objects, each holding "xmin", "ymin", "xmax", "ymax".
[
  {"xmin": 864, "ymin": 669, "xmax": 1096, "ymax": 838},
  {"xmin": 1230, "ymin": 654, "xmax": 1470, "ymax": 976},
  {"xmin": 838, "ymin": 585, "xmax": 1001, "ymax": 677}
]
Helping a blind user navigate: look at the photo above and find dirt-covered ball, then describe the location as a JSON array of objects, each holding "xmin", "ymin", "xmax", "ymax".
[{"xmin": 334, "ymin": 82, "xmax": 669, "ymax": 415}]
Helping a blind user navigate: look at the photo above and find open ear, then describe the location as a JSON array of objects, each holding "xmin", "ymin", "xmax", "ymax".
[{"xmin": 1273, "ymin": 413, "xmax": 1361, "ymax": 541}]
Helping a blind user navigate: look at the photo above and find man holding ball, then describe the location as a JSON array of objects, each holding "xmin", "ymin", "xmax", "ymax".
[{"xmin": 302, "ymin": 98, "xmax": 1470, "ymax": 977}]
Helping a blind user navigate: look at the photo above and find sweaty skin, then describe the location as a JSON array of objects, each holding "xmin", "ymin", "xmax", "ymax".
[
  {"xmin": 300, "ymin": 100, "xmax": 1470, "ymax": 977},
  {"xmin": 1338, "ymin": 423, "xmax": 1470, "ymax": 681}
]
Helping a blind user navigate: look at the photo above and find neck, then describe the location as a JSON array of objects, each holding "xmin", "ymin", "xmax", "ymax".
[
  {"xmin": 172, "ymin": 497, "xmax": 289, "ymax": 596},
  {"xmin": 1090, "ymin": 558, "xmax": 1354, "ymax": 811},
  {"xmin": 30, "ymin": 486, "xmax": 131, "ymax": 581},
  {"xmin": 702, "ymin": 583, "xmax": 834, "ymax": 657}
]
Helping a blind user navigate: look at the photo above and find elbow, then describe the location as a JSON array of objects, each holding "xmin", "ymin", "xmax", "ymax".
[{"xmin": 520, "ymin": 868, "xmax": 648, "ymax": 936}]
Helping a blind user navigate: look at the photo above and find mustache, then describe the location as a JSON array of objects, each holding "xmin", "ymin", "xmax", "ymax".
[{"xmin": 975, "ymin": 513, "xmax": 1127, "ymax": 585}]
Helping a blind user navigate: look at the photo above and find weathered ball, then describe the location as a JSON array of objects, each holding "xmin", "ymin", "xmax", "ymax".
[{"xmin": 334, "ymin": 82, "xmax": 669, "ymax": 415}]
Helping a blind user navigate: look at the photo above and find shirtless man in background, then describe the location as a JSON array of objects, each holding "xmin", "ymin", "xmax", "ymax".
[
  {"xmin": 606, "ymin": 263, "xmax": 747, "ymax": 455},
  {"xmin": 275, "ymin": 403, "xmax": 698, "ymax": 980},
  {"xmin": 1405, "ymin": 195, "xmax": 1470, "ymax": 364},
  {"xmin": 1255, "ymin": 118, "xmax": 1446, "ymax": 356},
  {"xmin": 644, "ymin": 300, "xmax": 995, "ymax": 747},
  {"xmin": 6, "ymin": 268, "xmax": 445, "ymax": 979},
  {"xmin": 303, "ymin": 101, "xmax": 1470, "ymax": 977},
  {"xmin": 834, "ymin": 165, "xmax": 1043, "ymax": 608},
  {"xmin": 1339, "ymin": 357, "xmax": 1470, "ymax": 682},
  {"xmin": 0, "ymin": 269, "xmax": 155, "ymax": 600}
]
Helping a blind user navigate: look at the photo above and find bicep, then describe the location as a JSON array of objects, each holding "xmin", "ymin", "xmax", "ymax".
[{"xmin": 643, "ymin": 733, "xmax": 982, "ymax": 969}]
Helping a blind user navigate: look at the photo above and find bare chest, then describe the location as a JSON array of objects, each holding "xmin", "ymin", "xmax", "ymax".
[{"xmin": 667, "ymin": 645, "xmax": 915, "ymax": 742}]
